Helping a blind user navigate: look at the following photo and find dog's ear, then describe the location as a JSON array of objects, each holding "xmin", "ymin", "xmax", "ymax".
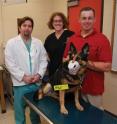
[
  {"xmin": 70, "ymin": 43, "xmax": 77, "ymax": 54},
  {"xmin": 80, "ymin": 43, "xmax": 89, "ymax": 61},
  {"xmin": 68, "ymin": 43, "xmax": 77, "ymax": 59}
]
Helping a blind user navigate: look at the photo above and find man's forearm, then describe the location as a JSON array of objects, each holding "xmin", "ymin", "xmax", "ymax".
[{"xmin": 87, "ymin": 61, "xmax": 112, "ymax": 72}]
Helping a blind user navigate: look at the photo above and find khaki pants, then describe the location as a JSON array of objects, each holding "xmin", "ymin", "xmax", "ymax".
[{"xmin": 81, "ymin": 93, "xmax": 104, "ymax": 110}]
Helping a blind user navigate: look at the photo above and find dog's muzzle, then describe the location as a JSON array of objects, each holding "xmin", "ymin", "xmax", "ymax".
[{"xmin": 68, "ymin": 60, "xmax": 80, "ymax": 75}]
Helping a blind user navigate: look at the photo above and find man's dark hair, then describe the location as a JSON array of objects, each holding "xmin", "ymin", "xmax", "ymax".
[
  {"xmin": 80, "ymin": 7, "xmax": 95, "ymax": 17},
  {"xmin": 18, "ymin": 16, "xmax": 34, "ymax": 29}
]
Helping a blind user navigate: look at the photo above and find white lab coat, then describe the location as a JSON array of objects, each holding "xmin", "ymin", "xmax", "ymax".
[{"xmin": 5, "ymin": 35, "xmax": 48, "ymax": 86}]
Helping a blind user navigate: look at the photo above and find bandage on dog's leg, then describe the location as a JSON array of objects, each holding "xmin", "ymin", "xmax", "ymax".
[{"xmin": 43, "ymin": 83, "xmax": 52, "ymax": 94}]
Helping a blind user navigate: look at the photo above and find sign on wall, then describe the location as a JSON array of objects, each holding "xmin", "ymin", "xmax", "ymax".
[
  {"xmin": 1, "ymin": 0, "xmax": 27, "ymax": 5},
  {"xmin": 67, "ymin": 0, "xmax": 79, "ymax": 7}
]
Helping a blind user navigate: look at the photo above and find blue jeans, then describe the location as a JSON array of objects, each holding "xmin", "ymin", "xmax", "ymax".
[{"xmin": 13, "ymin": 84, "xmax": 41, "ymax": 124}]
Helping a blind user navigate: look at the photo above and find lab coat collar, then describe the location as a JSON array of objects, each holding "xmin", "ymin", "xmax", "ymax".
[{"xmin": 17, "ymin": 34, "xmax": 32, "ymax": 51}]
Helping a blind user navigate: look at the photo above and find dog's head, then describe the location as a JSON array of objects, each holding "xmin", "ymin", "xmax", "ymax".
[{"xmin": 64, "ymin": 42, "xmax": 89, "ymax": 76}]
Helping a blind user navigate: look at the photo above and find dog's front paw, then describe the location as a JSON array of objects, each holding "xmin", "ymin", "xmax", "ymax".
[
  {"xmin": 60, "ymin": 106, "xmax": 68, "ymax": 115},
  {"xmin": 38, "ymin": 93, "xmax": 43, "ymax": 99},
  {"xmin": 75, "ymin": 103, "xmax": 84, "ymax": 111},
  {"xmin": 37, "ymin": 89, "xmax": 44, "ymax": 100}
]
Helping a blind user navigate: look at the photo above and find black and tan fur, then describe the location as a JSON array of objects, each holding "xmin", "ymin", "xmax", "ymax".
[{"xmin": 35, "ymin": 43, "xmax": 89, "ymax": 115}]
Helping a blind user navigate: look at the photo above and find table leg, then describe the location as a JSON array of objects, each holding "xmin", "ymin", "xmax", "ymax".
[{"xmin": 0, "ymin": 72, "xmax": 6, "ymax": 113}]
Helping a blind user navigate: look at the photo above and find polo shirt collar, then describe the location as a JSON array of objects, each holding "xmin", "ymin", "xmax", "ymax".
[{"xmin": 76, "ymin": 28, "xmax": 97, "ymax": 38}]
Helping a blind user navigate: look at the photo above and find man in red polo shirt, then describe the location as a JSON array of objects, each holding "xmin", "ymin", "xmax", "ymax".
[{"xmin": 64, "ymin": 7, "xmax": 112, "ymax": 109}]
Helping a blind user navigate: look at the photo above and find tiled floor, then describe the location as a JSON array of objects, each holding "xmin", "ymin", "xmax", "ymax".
[
  {"xmin": 0, "ymin": 97, "xmax": 48, "ymax": 124},
  {"xmin": 0, "ymin": 98, "xmax": 14, "ymax": 124}
]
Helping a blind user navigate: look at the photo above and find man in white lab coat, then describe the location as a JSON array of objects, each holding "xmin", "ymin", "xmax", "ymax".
[{"xmin": 5, "ymin": 16, "xmax": 48, "ymax": 124}]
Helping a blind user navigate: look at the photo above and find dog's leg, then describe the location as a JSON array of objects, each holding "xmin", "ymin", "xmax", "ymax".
[
  {"xmin": 59, "ymin": 90, "xmax": 68, "ymax": 114},
  {"xmin": 74, "ymin": 88, "xmax": 84, "ymax": 111},
  {"xmin": 38, "ymin": 89, "xmax": 43, "ymax": 99}
]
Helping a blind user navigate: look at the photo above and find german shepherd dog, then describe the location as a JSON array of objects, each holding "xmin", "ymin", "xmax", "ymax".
[{"xmin": 35, "ymin": 42, "xmax": 89, "ymax": 115}]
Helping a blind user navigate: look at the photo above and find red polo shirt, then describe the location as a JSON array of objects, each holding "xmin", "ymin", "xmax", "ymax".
[{"xmin": 64, "ymin": 30, "xmax": 112, "ymax": 95}]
